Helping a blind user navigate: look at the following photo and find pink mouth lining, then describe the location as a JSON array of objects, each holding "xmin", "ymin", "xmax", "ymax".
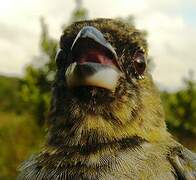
[
  {"xmin": 76, "ymin": 48, "xmax": 118, "ymax": 68},
  {"xmin": 72, "ymin": 38, "xmax": 119, "ymax": 69}
]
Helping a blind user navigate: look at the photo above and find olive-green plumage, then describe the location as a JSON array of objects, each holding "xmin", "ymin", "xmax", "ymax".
[{"xmin": 18, "ymin": 19, "xmax": 196, "ymax": 180}]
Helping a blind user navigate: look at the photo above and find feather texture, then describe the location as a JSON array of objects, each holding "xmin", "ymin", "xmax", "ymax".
[{"xmin": 18, "ymin": 18, "xmax": 196, "ymax": 180}]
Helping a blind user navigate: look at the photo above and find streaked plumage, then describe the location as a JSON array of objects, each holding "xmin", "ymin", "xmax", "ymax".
[{"xmin": 18, "ymin": 18, "xmax": 196, "ymax": 180}]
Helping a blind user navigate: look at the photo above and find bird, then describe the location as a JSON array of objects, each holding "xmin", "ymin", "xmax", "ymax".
[{"xmin": 18, "ymin": 18, "xmax": 196, "ymax": 180}]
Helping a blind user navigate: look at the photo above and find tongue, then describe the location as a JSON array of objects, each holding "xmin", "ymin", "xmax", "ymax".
[{"xmin": 75, "ymin": 49, "xmax": 118, "ymax": 68}]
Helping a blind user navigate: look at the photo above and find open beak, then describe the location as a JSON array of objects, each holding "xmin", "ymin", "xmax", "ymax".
[
  {"xmin": 71, "ymin": 26, "xmax": 118, "ymax": 60},
  {"xmin": 65, "ymin": 26, "xmax": 120, "ymax": 91}
]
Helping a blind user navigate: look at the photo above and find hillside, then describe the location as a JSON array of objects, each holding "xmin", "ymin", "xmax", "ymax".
[{"xmin": 0, "ymin": 112, "xmax": 44, "ymax": 180}]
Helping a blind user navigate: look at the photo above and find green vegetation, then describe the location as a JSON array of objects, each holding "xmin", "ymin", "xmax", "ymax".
[
  {"xmin": 162, "ymin": 76, "xmax": 196, "ymax": 135},
  {"xmin": 20, "ymin": 19, "xmax": 56, "ymax": 125},
  {"xmin": 161, "ymin": 76, "xmax": 196, "ymax": 150},
  {"xmin": 0, "ymin": 76, "xmax": 22, "ymax": 113},
  {"xmin": 0, "ymin": 0, "xmax": 195, "ymax": 179},
  {"xmin": 0, "ymin": 112, "xmax": 44, "ymax": 180}
]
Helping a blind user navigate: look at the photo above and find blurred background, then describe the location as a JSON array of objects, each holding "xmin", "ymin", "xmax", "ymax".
[{"xmin": 0, "ymin": 0, "xmax": 195, "ymax": 179}]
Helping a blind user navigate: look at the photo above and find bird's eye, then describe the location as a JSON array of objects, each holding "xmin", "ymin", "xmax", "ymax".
[{"xmin": 133, "ymin": 54, "xmax": 146, "ymax": 77}]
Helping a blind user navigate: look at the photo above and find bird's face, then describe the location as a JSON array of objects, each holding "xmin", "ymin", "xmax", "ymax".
[
  {"xmin": 49, "ymin": 19, "xmax": 165, "ymax": 146},
  {"xmin": 57, "ymin": 19, "xmax": 148, "ymax": 107}
]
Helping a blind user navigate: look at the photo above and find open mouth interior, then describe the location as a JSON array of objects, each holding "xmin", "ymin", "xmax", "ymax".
[
  {"xmin": 65, "ymin": 26, "xmax": 121, "ymax": 91},
  {"xmin": 71, "ymin": 38, "xmax": 119, "ymax": 69}
]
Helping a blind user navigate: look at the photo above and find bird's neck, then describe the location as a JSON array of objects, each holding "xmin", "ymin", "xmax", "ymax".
[
  {"xmin": 47, "ymin": 110, "xmax": 168, "ymax": 151},
  {"xmin": 40, "ymin": 112, "xmax": 171, "ymax": 179},
  {"xmin": 47, "ymin": 77, "xmax": 168, "ymax": 152}
]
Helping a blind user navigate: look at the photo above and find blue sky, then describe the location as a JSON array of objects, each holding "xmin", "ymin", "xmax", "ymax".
[{"xmin": 0, "ymin": 0, "xmax": 195, "ymax": 90}]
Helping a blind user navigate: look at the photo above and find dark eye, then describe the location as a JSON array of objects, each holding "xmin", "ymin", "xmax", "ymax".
[{"xmin": 133, "ymin": 54, "xmax": 146, "ymax": 77}]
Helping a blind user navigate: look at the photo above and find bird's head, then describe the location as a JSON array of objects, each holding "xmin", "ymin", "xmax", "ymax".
[{"xmin": 48, "ymin": 19, "xmax": 168, "ymax": 147}]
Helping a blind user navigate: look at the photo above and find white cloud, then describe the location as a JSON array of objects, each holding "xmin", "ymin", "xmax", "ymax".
[
  {"xmin": 0, "ymin": 0, "xmax": 195, "ymax": 90},
  {"xmin": 133, "ymin": 3, "xmax": 196, "ymax": 89}
]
